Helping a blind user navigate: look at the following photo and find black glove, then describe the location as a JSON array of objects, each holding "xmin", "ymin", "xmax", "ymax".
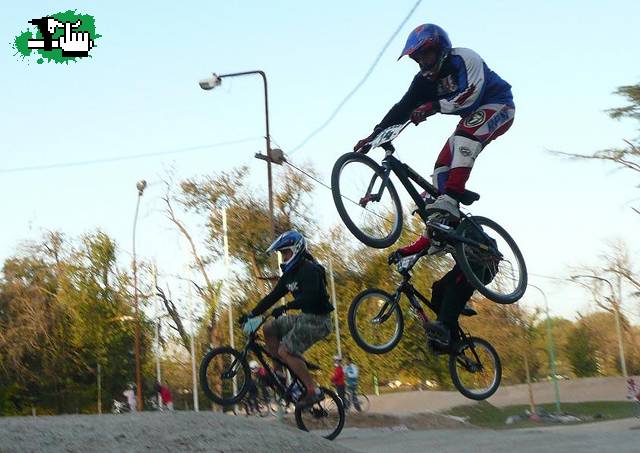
[
  {"xmin": 353, "ymin": 127, "xmax": 382, "ymax": 153},
  {"xmin": 387, "ymin": 250, "xmax": 402, "ymax": 265},
  {"xmin": 271, "ymin": 305, "xmax": 287, "ymax": 318},
  {"xmin": 238, "ymin": 313, "xmax": 250, "ymax": 326}
]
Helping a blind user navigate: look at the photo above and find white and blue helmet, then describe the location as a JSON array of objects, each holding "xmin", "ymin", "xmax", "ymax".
[{"xmin": 266, "ymin": 230, "xmax": 307, "ymax": 273}]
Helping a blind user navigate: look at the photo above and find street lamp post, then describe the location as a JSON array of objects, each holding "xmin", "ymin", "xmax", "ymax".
[
  {"xmin": 570, "ymin": 274, "xmax": 627, "ymax": 377},
  {"xmin": 220, "ymin": 203, "xmax": 237, "ymax": 397},
  {"xmin": 199, "ymin": 71, "xmax": 284, "ymax": 236},
  {"xmin": 132, "ymin": 179, "xmax": 147, "ymax": 410},
  {"xmin": 528, "ymin": 283, "xmax": 561, "ymax": 413}
]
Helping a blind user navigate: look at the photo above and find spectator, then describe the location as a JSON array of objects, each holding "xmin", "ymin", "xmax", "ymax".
[
  {"xmin": 123, "ymin": 383, "xmax": 137, "ymax": 412},
  {"xmin": 345, "ymin": 356, "xmax": 362, "ymax": 412},
  {"xmin": 330, "ymin": 356, "xmax": 346, "ymax": 406},
  {"xmin": 154, "ymin": 381, "xmax": 174, "ymax": 411}
]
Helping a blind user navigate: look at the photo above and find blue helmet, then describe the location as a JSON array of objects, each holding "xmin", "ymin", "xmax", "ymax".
[
  {"xmin": 266, "ymin": 230, "xmax": 307, "ymax": 273},
  {"xmin": 399, "ymin": 24, "xmax": 451, "ymax": 79}
]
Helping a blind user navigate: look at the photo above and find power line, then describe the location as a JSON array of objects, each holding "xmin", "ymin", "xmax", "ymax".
[
  {"xmin": 0, "ymin": 137, "xmax": 262, "ymax": 174},
  {"xmin": 288, "ymin": 0, "xmax": 423, "ymax": 155}
]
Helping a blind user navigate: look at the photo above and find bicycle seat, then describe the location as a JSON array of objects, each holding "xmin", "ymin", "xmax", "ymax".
[
  {"xmin": 459, "ymin": 190, "xmax": 480, "ymax": 206},
  {"xmin": 461, "ymin": 306, "xmax": 477, "ymax": 317},
  {"xmin": 305, "ymin": 360, "xmax": 320, "ymax": 371}
]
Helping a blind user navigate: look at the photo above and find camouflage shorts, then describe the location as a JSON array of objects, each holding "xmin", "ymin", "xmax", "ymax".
[{"xmin": 271, "ymin": 313, "xmax": 333, "ymax": 357}]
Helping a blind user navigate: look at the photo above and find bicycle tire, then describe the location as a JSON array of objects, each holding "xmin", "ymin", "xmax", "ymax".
[
  {"xmin": 448, "ymin": 337, "xmax": 502, "ymax": 401},
  {"xmin": 199, "ymin": 346, "xmax": 250, "ymax": 406},
  {"xmin": 295, "ymin": 387, "xmax": 345, "ymax": 441},
  {"xmin": 331, "ymin": 152, "xmax": 403, "ymax": 248},
  {"xmin": 348, "ymin": 288, "xmax": 404, "ymax": 354},
  {"xmin": 454, "ymin": 216, "xmax": 527, "ymax": 304}
]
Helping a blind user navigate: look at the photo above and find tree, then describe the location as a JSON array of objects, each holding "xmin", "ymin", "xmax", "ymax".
[
  {"xmin": 553, "ymin": 82, "xmax": 640, "ymax": 213},
  {"xmin": 565, "ymin": 319, "xmax": 599, "ymax": 377}
]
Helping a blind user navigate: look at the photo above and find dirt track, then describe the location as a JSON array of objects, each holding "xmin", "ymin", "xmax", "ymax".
[{"xmin": 367, "ymin": 376, "xmax": 637, "ymax": 414}]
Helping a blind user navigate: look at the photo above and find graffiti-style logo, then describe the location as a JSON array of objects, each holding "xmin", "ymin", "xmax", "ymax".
[{"xmin": 12, "ymin": 10, "xmax": 100, "ymax": 64}]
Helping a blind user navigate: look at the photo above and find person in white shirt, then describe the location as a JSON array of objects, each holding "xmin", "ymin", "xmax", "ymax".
[{"xmin": 344, "ymin": 356, "xmax": 362, "ymax": 412}]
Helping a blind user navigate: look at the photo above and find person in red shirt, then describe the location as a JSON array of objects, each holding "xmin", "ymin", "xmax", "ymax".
[
  {"xmin": 154, "ymin": 381, "xmax": 174, "ymax": 411},
  {"xmin": 330, "ymin": 356, "xmax": 346, "ymax": 406}
]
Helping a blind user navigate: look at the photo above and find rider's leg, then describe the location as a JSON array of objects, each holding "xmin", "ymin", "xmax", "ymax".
[
  {"xmin": 278, "ymin": 345, "xmax": 316, "ymax": 395},
  {"xmin": 263, "ymin": 320, "xmax": 285, "ymax": 375},
  {"xmin": 280, "ymin": 314, "xmax": 332, "ymax": 407},
  {"xmin": 437, "ymin": 266, "xmax": 475, "ymax": 331},
  {"xmin": 428, "ymin": 104, "xmax": 515, "ymax": 217},
  {"xmin": 426, "ymin": 266, "xmax": 473, "ymax": 345}
]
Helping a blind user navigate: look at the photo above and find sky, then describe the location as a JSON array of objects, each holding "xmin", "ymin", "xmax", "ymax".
[{"xmin": 1, "ymin": 1, "xmax": 639, "ymax": 325}]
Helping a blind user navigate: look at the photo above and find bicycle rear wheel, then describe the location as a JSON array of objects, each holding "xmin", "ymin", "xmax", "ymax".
[
  {"xmin": 199, "ymin": 346, "xmax": 250, "ymax": 405},
  {"xmin": 331, "ymin": 152, "xmax": 403, "ymax": 248},
  {"xmin": 295, "ymin": 387, "xmax": 345, "ymax": 441},
  {"xmin": 454, "ymin": 216, "xmax": 527, "ymax": 304},
  {"xmin": 449, "ymin": 337, "xmax": 501, "ymax": 400},
  {"xmin": 348, "ymin": 289, "xmax": 404, "ymax": 354}
]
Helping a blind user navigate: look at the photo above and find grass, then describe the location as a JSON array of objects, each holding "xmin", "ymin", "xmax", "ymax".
[{"xmin": 444, "ymin": 400, "xmax": 637, "ymax": 429}]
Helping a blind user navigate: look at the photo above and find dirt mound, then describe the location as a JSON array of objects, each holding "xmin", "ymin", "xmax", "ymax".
[{"xmin": 0, "ymin": 412, "xmax": 353, "ymax": 453}]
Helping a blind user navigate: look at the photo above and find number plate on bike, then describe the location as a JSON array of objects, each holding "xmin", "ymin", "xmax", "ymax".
[{"xmin": 369, "ymin": 124, "xmax": 405, "ymax": 149}]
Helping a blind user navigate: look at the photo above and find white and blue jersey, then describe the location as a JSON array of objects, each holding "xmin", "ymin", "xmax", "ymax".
[{"xmin": 377, "ymin": 48, "xmax": 513, "ymax": 128}]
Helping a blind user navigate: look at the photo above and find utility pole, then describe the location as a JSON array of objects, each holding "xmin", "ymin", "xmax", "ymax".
[
  {"xmin": 132, "ymin": 180, "xmax": 147, "ymax": 410},
  {"xmin": 188, "ymin": 286, "xmax": 199, "ymax": 411},
  {"xmin": 615, "ymin": 273, "xmax": 628, "ymax": 377},
  {"xmin": 328, "ymin": 256, "xmax": 341, "ymax": 358},
  {"xmin": 528, "ymin": 283, "xmax": 561, "ymax": 413},
  {"xmin": 221, "ymin": 205, "xmax": 237, "ymax": 397},
  {"xmin": 97, "ymin": 363, "xmax": 101, "ymax": 415},
  {"xmin": 153, "ymin": 264, "xmax": 162, "ymax": 409}
]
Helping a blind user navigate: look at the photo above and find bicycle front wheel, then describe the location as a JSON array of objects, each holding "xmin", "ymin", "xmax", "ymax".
[
  {"xmin": 295, "ymin": 387, "xmax": 345, "ymax": 441},
  {"xmin": 454, "ymin": 216, "xmax": 527, "ymax": 304},
  {"xmin": 449, "ymin": 337, "xmax": 501, "ymax": 400},
  {"xmin": 348, "ymin": 289, "xmax": 404, "ymax": 354},
  {"xmin": 331, "ymin": 152, "xmax": 403, "ymax": 248},
  {"xmin": 199, "ymin": 346, "xmax": 250, "ymax": 406}
]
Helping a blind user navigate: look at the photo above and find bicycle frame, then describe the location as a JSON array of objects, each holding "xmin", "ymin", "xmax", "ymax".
[
  {"xmin": 372, "ymin": 255, "xmax": 482, "ymax": 359},
  {"xmin": 363, "ymin": 127, "xmax": 502, "ymax": 257},
  {"xmin": 232, "ymin": 316, "xmax": 307, "ymax": 401}
]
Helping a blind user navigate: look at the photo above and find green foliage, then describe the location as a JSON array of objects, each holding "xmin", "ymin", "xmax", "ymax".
[
  {"xmin": 0, "ymin": 231, "xmax": 153, "ymax": 415},
  {"xmin": 565, "ymin": 321, "xmax": 599, "ymax": 377}
]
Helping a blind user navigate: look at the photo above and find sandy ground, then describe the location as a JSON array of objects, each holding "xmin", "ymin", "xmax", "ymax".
[
  {"xmin": 368, "ymin": 376, "xmax": 638, "ymax": 414},
  {"xmin": 0, "ymin": 412, "xmax": 354, "ymax": 453},
  {"xmin": 338, "ymin": 418, "xmax": 640, "ymax": 453}
]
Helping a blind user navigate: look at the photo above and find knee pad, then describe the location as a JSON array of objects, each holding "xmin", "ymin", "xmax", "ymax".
[{"xmin": 451, "ymin": 136, "xmax": 482, "ymax": 169}]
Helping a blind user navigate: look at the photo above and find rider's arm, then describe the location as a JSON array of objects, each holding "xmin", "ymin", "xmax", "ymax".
[
  {"xmin": 438, "ymin": 48, "xmax": 487, "ymax": 115},
  {"xmin": 250, "ymin": 276, "xmax": 289, "ymax": 317},
  {"xmin": 376, "ymin": 74, "xmax": 431, "ymax": 130}
]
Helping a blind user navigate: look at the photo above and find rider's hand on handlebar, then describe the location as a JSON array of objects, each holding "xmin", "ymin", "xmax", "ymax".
[
  {"xmin": 410, "ymin": 102, "xmax": 439, "ymax": 125},
  {"xmin": 272, "ymin": 305, "xmax": 287, "ymax": 318},
  {"xmin": 354, "ymin": 127, "xmax": 382, "ymax": 153},
  {"xmin": 238, "ymin": 313, "xmax": 249, "ymax": 326}
]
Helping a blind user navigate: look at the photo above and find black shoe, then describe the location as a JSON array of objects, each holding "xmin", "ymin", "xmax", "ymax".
[{"xmin": 426, "ymin": 320, "xmax": 451, "ymax": 346}]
